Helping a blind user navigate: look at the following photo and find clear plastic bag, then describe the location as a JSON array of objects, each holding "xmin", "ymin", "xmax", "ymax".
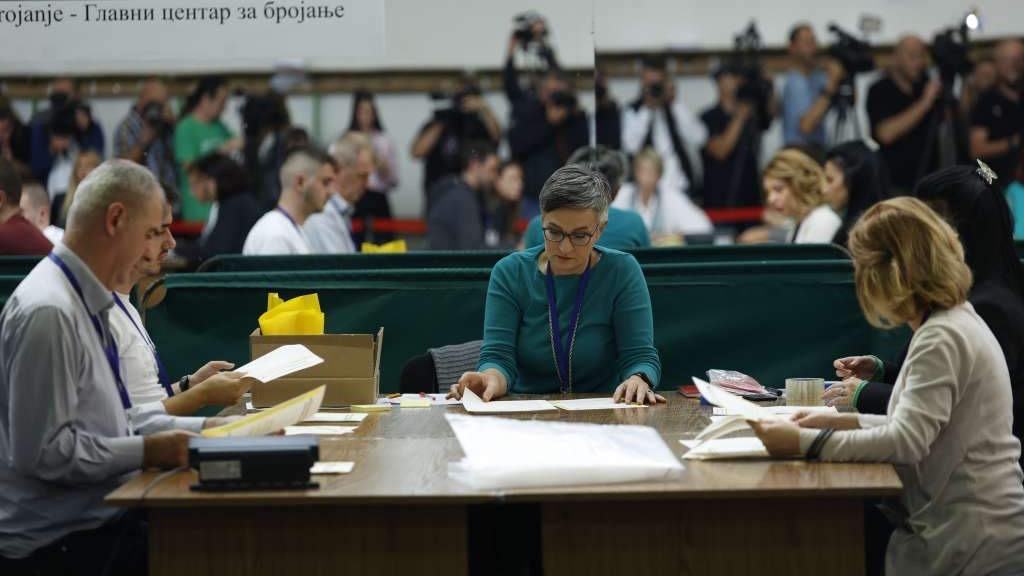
[{"xmin": 706, "ymin": 369, "xmax": 770, "ymax": 396}]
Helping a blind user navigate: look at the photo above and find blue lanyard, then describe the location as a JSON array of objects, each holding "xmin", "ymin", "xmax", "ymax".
[
  {"xmin": 113, "ymin": 294, "xmax": 174, "ymax": 398},
  {"xmin": 545, "ymin": 254, "xmax": 593, "ymax": 393},
  {"xmin": 276, "ymin": 206, "xmax": 301, "ymax": 232},
  {"xmin": 47, "ymin": 253, "xmax": 132, "ymax": 410}
]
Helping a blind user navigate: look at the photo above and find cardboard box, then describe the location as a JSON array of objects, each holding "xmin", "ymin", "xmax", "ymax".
[{"xmin": 249, "ymin": 328, "xmax": 383, "ymax": 408}]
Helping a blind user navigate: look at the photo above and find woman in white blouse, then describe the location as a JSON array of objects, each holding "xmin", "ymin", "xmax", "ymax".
[
  {"xmin": 751, "ymin": 196, "xmax": 1024, "ymax": 575},
  {"xmin": 762, "ymin": 148, "xmax": 841, "ymax": 244},
  {"xmin": 612, "ymin": 147, "xmax": 712, "ymax": 245}
]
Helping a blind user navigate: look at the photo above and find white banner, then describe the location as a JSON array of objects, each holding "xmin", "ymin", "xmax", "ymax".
[{"xmin": 0, "ymin": 0, "xmax": 387, "ymax": 75}]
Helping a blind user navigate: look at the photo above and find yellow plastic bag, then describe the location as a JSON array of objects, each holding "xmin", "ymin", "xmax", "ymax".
[
  {"xmin": 361, "ymin": 239, "xmax": 408, "ymax": 254},
  {"xmin": 258, "ymin": 293, "xmax": 324, "ymax": 336}
]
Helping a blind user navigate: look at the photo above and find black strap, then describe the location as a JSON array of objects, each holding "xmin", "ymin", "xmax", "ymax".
[{"xmin": 806, "ymin": 427, "xmax": 836, "ymax": 460}]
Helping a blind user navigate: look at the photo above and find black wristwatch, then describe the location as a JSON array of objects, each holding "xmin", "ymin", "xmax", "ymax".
[
  {"xmin": 632, "ymin": 372, "xmax": 654, "ymax": 390},
  {"xmin": 179, "ymin": 375, "xmax": 191, "ymax": 392}
]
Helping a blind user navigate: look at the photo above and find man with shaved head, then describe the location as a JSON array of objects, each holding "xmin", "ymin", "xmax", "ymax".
[
  {"xmin": 114, "ymin": 78, "xmax": 177, "ymax": 188},
  {"xmin": 867, "ymin": 35, "xmax": 942, "ymax": 194},
  {"xmin": 969, "ymin": 39, "xmax": 1023, "ymax": 187}
]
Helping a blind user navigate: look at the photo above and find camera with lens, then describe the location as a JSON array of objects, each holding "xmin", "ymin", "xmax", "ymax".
[
  {"xmin": 828, "ymin": 24, "xmax": 875, "ymax": 77},
  {"xmin": 430, "ymin": 84, "xmax": 483, "ymax": 125},
  {"xmin": 513, "ymin": 11, "xmax": 546, "ymax": 45},
  {"xmin": 550, "ymin": 89, "xmax": 578, "ymax": 110},
  {"xmin": 729, "ymin": 22, "xmax": 773, "ymax": 128},
  {"xmin": 647, "ymin": 81, "xmax": 666, "ymax": 101},
  {"xmin": 932, "ymin": 25, "xmax": 972, "ymax": 90},
  {"xmin": 142, "ymin": 101, "xmax": 171, "ymax": 136}
]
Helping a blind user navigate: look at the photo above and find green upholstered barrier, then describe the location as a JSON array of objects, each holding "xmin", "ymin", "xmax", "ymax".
[
  {"xmin": 196, "ymin": 244, "xmax": 850, "ymax": 273},
  {"xmin": 0, "ymin": 257, "xmax": 43, "ymax": 277},
  {"xmin": 145, "ymin": 260, "xmax": 908, "ymax": 394}
]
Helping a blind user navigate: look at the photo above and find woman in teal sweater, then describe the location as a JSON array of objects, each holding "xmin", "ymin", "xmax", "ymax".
[{"xmin": 449, "ymin": 164, "xmax": 664, "ymax": 404}]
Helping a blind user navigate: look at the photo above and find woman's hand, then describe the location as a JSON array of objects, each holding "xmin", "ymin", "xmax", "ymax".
[
  {"xmin": 789, "ymin": 411, "xmax": 861, "ymax": 430},
  {"xmin": 613, "ymin": 375, "xmax": 666, "ymax": 405},
  {"xmin": 190, "ymin": 361, "xmax": 236, "ymax": 386},
  {"xmin": 821, "ymin": 377, "xmax": 862, "ymax": 408},
  {"xmin": 748, "ymin": 419, "xmax": 801, "ymax": 457},
  {"xmin": 833, "ymin": 355, "xmax": 878, "ymax": 381},
  {"xmin": 448, "ymin": 371, "xmax": 507, "ymax": 402}
]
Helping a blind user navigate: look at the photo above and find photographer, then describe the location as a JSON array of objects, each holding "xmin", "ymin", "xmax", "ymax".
[
  {"xmin": 867, "ymin": 35, "xmax": 941, "ymax": 194},
  {"xmin": 969, "ymin": 39, "xmax": 1023, "ymax": 188},
  {"xmin": 114, "ymin": 79, "xmax": 177, "ymax": 191},
  {"xmin": 30, "ymin": 79, "xmax": 105, "ymax": 187},
  {"xmin": 701, "ymin": 64, "xmax": 764, "ymax": 209},
  {"xmin": 411, "ymin": 78, "xmax": 501, "ymax": 213},
  {"xmin": 622, "ymin": 55, "xmax": 707, "ymax": 200},
  {"xmin": 504, "ymin": 31, "xmax": 588, "ymax": 219},
  {"xmin": 781, "ymin": 24, "xmax": 843, "ymax": 150}
]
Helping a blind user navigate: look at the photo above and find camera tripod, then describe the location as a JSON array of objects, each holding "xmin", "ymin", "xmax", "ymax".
[{"xmin": 830, "ymin": 78, "xmax": 863, "ymax": 144}]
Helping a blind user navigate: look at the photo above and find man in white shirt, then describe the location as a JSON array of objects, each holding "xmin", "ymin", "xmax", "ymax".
[
  {"xmin": 622, "ymin": 55, "xmax": 708, "ymax": 198},
  {"xmin": 242, "ymin": 146, "xmax": 336, "ymax": 255},
  {"xmin": 18, "ymin": 180, "xmax": 64, "ymax": 244},
  {"xmin": 305, "ymin": 132, "xmax": 374, "ymax": 254},
  {"xmin": 0, "ymin": 160, "xmax": 194, "ymax": 572},
  {"xmin": 110, "ymin": 185, "xmax": 252, "ymax": 430}
]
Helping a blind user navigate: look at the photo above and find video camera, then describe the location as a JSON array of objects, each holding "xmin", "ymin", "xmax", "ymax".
[
  {"xmin": 513, "ymin": 11, "xmax": 547, "ymax": 45},
  {"xmin": 726, "ymin": 22, "xmax": 773, "ymax": 129},
  {"xmin": 932, "ymin": 24, "xmax": 972, "ymax": 91},
  {"xmin": 142, "ymin": 101, "xmax": 172, "ymax": 137},
  {"xmin": 828, "ymin": 24, "xmax": 875, "ymax": 77},
  {"xmin": 430, "ymin": 84, "xmax": 483, "ymax": 124},
  {"xmin": 550, "ymin": 89, "xmax": 578, "ymax": 111}
]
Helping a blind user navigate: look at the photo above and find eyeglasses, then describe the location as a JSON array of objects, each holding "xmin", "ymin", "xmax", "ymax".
[{"xmin": 542, "ymin": 227, "xmax": 597, "ymax": 246}]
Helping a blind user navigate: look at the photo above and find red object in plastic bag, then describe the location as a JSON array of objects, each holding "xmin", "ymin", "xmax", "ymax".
[{"xmin": 707, "ymin": 370, "xmax": 768, "ymax": 396}]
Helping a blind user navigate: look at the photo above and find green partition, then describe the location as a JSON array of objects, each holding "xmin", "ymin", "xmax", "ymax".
[
  {"xmin": 146, "ymin": 261, "xmax": 908, "ymax": 394},
  {"xmin": 0, "ymin": 257, "xmax": 42, "ymax": 277},
  {"xmin": 197, "ymin": 244, "xmax": 849, "ymax": 274}
]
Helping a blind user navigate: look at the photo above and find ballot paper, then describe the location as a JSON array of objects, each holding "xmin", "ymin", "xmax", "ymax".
[
  {"xmin": 711, "ymin": 405, "xmax": 839, "ymax": 417},
  {"xmin": 311, "ymin": 461, "xmax": 355, "ymax": 475},
  {"xmin": 447, "ymin": 413, "xmax": 683, "ymax": 490},
  {"xmin": 379, "ymin": 393, "xmax": 462, "ymax": 406},
  {"xmin": 304, "ymin": 412, "xmax": 367, "ymax": 423},
  {"xmin": 550, "ymin": 397, "xmax": 648, "ymax": 411},
  {"xmin": 681, "ymin": 438, "xmax": 770, "ymax": 460},
  {"xmin": 691, "ymin": 377, "xmax": 784, "ymax": 444},
  {"xmin": 235, "ymin": 344, "xmax": 324, "ymax": 384},
  {"xmin": 284, "ymin": 426, "xmax": 355, "ymax": 436},
  {"xmin": 202, "ymin": 385, "xmax": 325, "ymax": 438},
  {"xmin": 460, "ymin": 388, "xmax": 557, "ymax": 413}
]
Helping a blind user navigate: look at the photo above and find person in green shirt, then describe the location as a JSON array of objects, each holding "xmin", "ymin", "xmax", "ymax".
[
  {"xmin": 522, "ymin": 145, "xmax": 651, "ymax": 250},
  {"xmin": 174, "ymin": 77, "xmax": 240, "ymax": 222},
  {"xmin": 449, "ymin": 164, "xmax": 664, "ymax": 404}
]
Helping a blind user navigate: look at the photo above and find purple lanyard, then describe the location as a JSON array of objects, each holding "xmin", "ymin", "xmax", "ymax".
[
  {"xmin": 47, "ymin": 253, "xmax": 132, "ymax": 410},
  {"xmin": 276, "ymin": 206, "xmax": 301, "ymax": 232},
  {"xmin": 545, "ymin": 255, "xmax": 592, "ymax": 393},
  {"xmin": 113, "ymin": 294, "xmax": 174, "ymax": 398}
]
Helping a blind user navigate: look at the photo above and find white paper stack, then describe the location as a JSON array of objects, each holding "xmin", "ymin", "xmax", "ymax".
[
  {"xmin": 712, "ymin": 405, "xmax": 838, "ymax": 417},
  {"xmin": 550, "ymin": 397, "xmax": 648, "ymax": 411},
  {"xmin": 460, "ymin": 388, "xmax": 557, "ymax": 413},
  {"xmin": 235, "ymin": 344, "xmax": 324, "ymax": 383},
  {"xmin": 681, "ymin": 438, "xmax": 770, "ymax": 460},
  {"xmin": 446, "ymin": 413, "xmax": 684, "ymax": 490}
]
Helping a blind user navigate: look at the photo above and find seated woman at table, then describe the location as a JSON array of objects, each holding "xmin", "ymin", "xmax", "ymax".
[
  {"xmin": 750, "ymin": 196, "xmax": 1024, "ymax": 575},
  {"xmin": 824, "ymin": 164, "xmax": 1024, "ymax": 470},
  {"xmin": 448, "ymin": 164, "xmax": 664, "ymax": 404},
  {"xmin": 762, "ymin": 148, "xmax": 841, "ymax": 244}
]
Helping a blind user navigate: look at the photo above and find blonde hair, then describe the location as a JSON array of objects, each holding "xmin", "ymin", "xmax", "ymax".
[
  {"xmin": 848, "ymin": 196, "xmax": 972, "ymax": 328},
  {"xmin": 762, "ymin": 149, "xmax": 825, "ymax": 216},
  {"xmin": 633, "ymin": 147, "xmax": 663, "ymax": 176},
  {"xmin": 61, "ymin": 150, "xmax": 102, "ymax": 224}
]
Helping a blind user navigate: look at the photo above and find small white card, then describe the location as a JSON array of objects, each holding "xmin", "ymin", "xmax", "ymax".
[
  {"xmin": 283, "ymin": 426, "xmax": 355, "ymax": 436},
  {"xmin": 310, "ymin": 461, "xmax": 355, "ymax": 475},
  {"xmin": 304, "ymin": 412, "xmax": 368, "ymax": 423}
]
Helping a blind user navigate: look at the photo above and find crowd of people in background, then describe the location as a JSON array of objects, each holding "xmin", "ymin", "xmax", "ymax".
[{"xmin": 0, "ymin": 16, "xmax": 1023, "ymax": 262}]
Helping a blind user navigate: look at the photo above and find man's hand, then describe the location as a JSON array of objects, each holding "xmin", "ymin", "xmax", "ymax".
[{"xmin": 142, "ymin": 430, "xmax": 196, "ymax": 469}]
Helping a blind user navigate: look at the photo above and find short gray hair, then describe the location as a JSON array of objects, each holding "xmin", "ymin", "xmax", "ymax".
[
  {"xmin": 67, "ymin": 159, "xmax": 160, "ymax": 229},
  {"xmin": 567, "ymin": 145, "xmax": 629, "ymax": 191},
  {"xmin": 329, "ymin": 131, "xmax": 373, "ymax": 169},
  {"xmin": 539, "ymin": 165, "xmax": 610, "ymax": 216}
]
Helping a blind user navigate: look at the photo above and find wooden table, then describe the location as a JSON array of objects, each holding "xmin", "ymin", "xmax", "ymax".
[{"xmin": 107, "ymin": 396, "xmax": 902, "ymax": 576}]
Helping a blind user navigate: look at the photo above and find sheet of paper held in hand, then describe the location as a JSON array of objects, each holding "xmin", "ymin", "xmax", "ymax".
[
  {"xmin": 234, "ymin": 344, "xmax": 324, "ymax": 383},
  {"xmin": 202, "ymin": 385, "xmax": 326, "ymax": 438},
  {"xmin": 460, "ymin": 388, "xmax": 558, "ymax": 413}
]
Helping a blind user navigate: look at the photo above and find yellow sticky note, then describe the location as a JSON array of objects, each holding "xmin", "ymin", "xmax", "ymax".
[
  {"xmin": 351, "ymin": 404, "xmax": 391, "ymax": 413},
  {"xmin": 399, "ymin": 398, "xmax": 432, "ymax": 408}
]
